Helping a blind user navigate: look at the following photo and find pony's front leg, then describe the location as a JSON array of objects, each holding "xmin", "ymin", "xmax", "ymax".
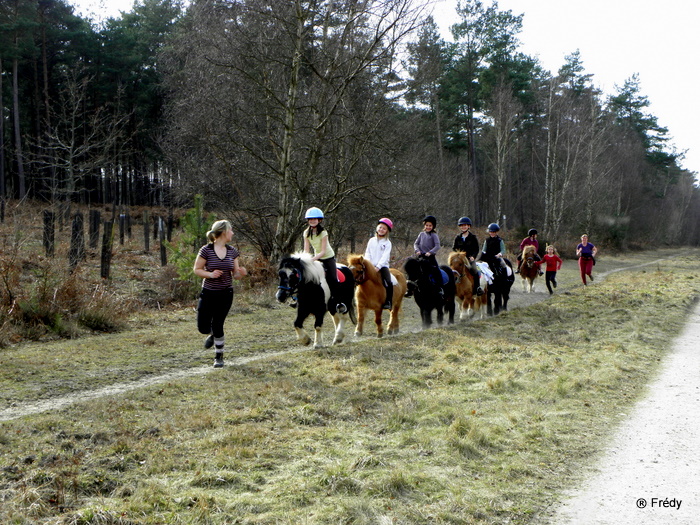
[
  {"xmin": 312, "ymin": 313, "xmax": 324, "ymax": 348},
  {"xmin": 521, "ymin": 277, "xmax": 527, "ymax": 292},
  {"xmin": 332, "ymin": 313, "xmax": 345, "ymax": 345},
  {"xmin": 374, "ymin": 309, "xmax": 384, "ymax": 338},
  {"xmin": 354, "ymin": 306, "xmax": 365, "ymax": 337},
  {"xmin": 436, "ymin": 306, "xmax": 444, "ymax": 326},
  {"xmin": 295, "ymin": 326, "xmax": 311, "ymax": 346}
]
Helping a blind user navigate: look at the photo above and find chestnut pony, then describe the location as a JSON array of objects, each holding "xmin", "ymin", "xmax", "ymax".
[
  {"xmin": 346, "ymin": 254, "xmax": 407, "ymax": 337},
  {"xmin": 519, "ymin": 245, "xmax": 540, "ymax": 293},
  {"xmin": 448, "ymin": 251, "xmax": 487, "ymax": 320}
]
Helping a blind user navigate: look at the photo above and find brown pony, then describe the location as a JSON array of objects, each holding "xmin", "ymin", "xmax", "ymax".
[
  {"xmin": 520, "ymin": 245, "xmax": 540, "ymax": 293},
  {"xmin": 346, "ymin": 255, "xmax": 407, "ymax": 337},
  {"xmin": 448, "ymin": 251, "xmax": 487, "ymax": 320}
]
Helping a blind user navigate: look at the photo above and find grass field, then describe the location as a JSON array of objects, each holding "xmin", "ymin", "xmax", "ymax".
[{"xmin": 1, "ymin": 249, "xmax": 699, "ymax": 524}]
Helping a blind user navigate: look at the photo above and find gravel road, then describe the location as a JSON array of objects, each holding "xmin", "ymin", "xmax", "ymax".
[{"xmin": 550, "ymin": 301, "xmax": 700, "ymax": 524}]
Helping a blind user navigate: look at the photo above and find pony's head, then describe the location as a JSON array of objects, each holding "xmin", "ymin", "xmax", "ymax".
[
  {"xmin": 276, "ymin": 253, "xmax": 325, "ymax": 303},
  {"xmin": 276, "ymin": 256, "xmax": 303, "ymax": 303},
  {"xmin": 523, "ymin": 245, "xmax": 536, "ymax": 257},
  {"xmin": 347, "ymin": 254, "xmax": 374, "ymax": 284},
  {"xmin": 448, "ymin": 251, "xmax": 468, "ymax": 272}
]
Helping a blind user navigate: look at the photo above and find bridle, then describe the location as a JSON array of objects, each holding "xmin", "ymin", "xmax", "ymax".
[
  {"xmin": 349, "ymin": 263, "xmax": 367, "ymax": 285},
  {"xmin": 278, "ymin": 266, "xmax": 302, "ymax": 301}
]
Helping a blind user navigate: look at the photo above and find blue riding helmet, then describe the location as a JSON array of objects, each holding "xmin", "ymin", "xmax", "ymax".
[
  {"xmin": 458, "ymin": 216, "xmax": 472, "ymax": 226},
  {"xmin": 487, "ymin": 223, "xmax": 500, "ymax": 232},
  {"xmin": 305, "ymin": 207, "xmax": 324, "ymax": 219}
]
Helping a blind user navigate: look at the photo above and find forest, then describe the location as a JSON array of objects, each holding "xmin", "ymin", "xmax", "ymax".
[{"xmin": 2, "ymin": 0, "xmax": 699, "ymax": 262}]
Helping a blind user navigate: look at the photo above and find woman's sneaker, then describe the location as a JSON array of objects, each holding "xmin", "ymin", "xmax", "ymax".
[
  {"xmin": 204, "ymin": 334, "xmax": 214, "ymax": 349},
  {"xmin": 213, "ymin": 352, "xmax": 224, "ymax": 368}
]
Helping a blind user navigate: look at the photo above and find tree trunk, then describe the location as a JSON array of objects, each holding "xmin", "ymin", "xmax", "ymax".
[
  {"xmin": 89, "ymin": 209, "xmax": 101, "ymax": 250},
  {"xmin": 43, "ymin": 210, "xmax": 55, "ymax": 257},
  {"xmin": 0, "ymin": 55, "xmax": 5, "ymax": 207},
  {"xmin": 12, "ymin": 55, "xmax": 26, "ymax": 199}
]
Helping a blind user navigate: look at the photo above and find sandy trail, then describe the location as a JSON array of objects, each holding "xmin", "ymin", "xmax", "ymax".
[{"xmin": 551, "ymin": 301, "xmax": 700, "ymax": 524}]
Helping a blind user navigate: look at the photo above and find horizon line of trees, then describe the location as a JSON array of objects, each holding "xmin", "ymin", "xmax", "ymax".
[{"xmin": 2, "ymin": 0, "xmax": 699, "ymax": 260}]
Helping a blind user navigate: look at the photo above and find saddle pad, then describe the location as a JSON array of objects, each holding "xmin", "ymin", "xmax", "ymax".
[
  {"xmin": 336, "ymin": 268, "xmax": 346, "ymax": 283},
  {"xmin": 475, "ymin": 262, "xmax": 494, "ymax": 284},
  {"xmin": 430, "ymin": 269, "xmax": 450, "ymax": 286},
  {"xmin": 390, "ymin": 273, "xmax": 398, "ymax": 286},
  {"xmin": 439, "ymin": 269, "xmax": 449, "ymax": 286}
]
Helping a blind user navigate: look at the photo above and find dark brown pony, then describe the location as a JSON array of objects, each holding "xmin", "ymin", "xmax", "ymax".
[
  {"xmin": 520, "ymin": 245, "xmax": 539, "ymax": 293},
  {"xmin": 346, "ymin": 254, "xmax": 407, "ymax": 337},
  {"xmin": 448, "ymin": 251, "xmax": 487, "ymax": 320}
]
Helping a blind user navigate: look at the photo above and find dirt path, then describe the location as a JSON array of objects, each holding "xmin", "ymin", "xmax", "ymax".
[
  {"xmin": 550, "ymin": 300, "xmax": 700, "ymax": 524},
  {"xmin": 0, "ymin": 252, "xmax": 685, "ymax": 423}
]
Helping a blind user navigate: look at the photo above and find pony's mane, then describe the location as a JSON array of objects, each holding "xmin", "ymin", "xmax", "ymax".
[
  {"xmin": 523, "ymin": 245, "xmax": 536, "ymax": 255},
  {"xmin": 292, "ymin": 251, "xmax": 325, "ymax": 284},
  {"xmin": 448, "ymin": 251, "xmax": 467, "ymax": 268}
]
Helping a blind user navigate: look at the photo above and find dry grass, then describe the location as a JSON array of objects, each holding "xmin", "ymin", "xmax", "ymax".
[{"xmin": 0, "ymin": 251, "xmax": 699, "ymax": 523}]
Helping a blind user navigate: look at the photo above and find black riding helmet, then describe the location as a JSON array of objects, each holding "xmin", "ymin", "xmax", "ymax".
[
  {"xmin": 423, "ymin": 215, "xmax": 437, "ymax": 227},
  {"xmin": 528, "ymin": 228, "xmax": 538, "ymax": 236}
]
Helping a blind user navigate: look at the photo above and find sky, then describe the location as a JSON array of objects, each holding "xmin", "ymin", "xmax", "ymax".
[{"xmin": 71, "ymin": 0, "xmax": 699, "ymax": 176}]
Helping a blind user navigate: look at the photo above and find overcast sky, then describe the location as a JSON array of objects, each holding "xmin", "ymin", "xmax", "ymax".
[{"xmin": 71, "ymin": 0, "xmax": 699, "ymax": 177}]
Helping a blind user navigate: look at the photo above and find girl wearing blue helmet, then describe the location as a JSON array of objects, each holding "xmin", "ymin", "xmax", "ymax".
[
  {"xmin": 478, "ymin": 223, "xmax": 507, "ymax": 270},
  {"xmin": 303, "ymin": 207, "xmax": 346, "ymax": 313}
]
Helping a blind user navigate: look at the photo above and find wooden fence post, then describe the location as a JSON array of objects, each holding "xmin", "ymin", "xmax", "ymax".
[
  {"xmin": 159, "ymin": 217, "xmax": 168, "ymax": 266},
  {"xmin": 143, "ymin": 210, "xmax": 150, "ymax": 252},
  {"xmin": 69, "ymin": 212, "xmax": 86, "ymax": 272},
  {"xmin": 101, "ymin": 220, "xmax": 114, "ymax": 279}
]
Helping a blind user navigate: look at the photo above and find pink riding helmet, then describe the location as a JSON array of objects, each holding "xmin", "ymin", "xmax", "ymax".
[{"xmin": 378, "ymin": 218, "xmax": 393, "ymax": 231}]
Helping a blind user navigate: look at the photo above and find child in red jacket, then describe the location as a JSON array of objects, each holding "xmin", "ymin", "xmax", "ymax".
[{"xmin": 540, "ymin": 244, "xmax": 563, "ymax": 294}]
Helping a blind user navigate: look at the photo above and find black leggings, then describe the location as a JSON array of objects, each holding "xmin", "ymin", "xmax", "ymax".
[
  {"xmin": 320, "ymin": 257, "xmax": 338, "ymax": 297},
  {"xmin": 197, "ymin": 288, "xmax": 233, "ymax": 338},
  {"xmin": 545, "ymin": 271, "xmax": 557, "ymax": 294}
]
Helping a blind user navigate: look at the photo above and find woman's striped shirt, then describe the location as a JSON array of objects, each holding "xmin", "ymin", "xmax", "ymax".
[{"xmin": 198, "ymin": 244, "xmax": 239, "ymax": 290}]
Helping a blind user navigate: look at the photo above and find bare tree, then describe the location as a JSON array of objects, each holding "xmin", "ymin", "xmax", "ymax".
[
  {"xmin": 162, "ymin": 0, "xmax": 426, "ymax": 260},
  {"xmin": 482, "ymin": 81, "xmax": 521, "ymax": 223},
  {"xmin": 30, "ymin": 67, "xmax": 129, "ymax": 204}
]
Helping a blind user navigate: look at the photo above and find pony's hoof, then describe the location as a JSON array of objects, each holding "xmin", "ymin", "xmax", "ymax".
[{"xmin": 299, "ymin": 337, "xmax": 311, "ymax": 346}]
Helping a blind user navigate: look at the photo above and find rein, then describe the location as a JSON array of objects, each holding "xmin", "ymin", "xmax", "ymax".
[{"xmin": 278, "ymin": 267, "xmax": 302, "ymax": 302}]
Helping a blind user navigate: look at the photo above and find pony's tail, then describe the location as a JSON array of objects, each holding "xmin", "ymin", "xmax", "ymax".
[{"xmin": 348, "ymin": 298, "xmax": 357, "ymax": 325}]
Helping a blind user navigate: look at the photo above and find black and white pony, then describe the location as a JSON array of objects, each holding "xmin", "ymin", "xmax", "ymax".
[
  {"xmin": 403, "ymin": 256, "xmax": 456, "ymax": 329},
  {"xmin": 276, "ymin": 253, "xmax": 355, "ymax": 347},
  {"xmin": 478, "ymin": 258, "xmax": 515, "ymax": 316}
]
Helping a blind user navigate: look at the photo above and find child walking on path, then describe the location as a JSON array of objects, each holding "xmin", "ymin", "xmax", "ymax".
[
  {"xmin": 364, "ymin": 218, "xmax": 394, "ymax": 310},
  {"xmin": 576, "ymin": 234, "xmax": 598, "ymax": 285},
  {"xmin": 541, "ymin": 244, "xmax": 563, "ymax": 295},
  {"xmin": 193, "ymin": 220, "xmax": 247, "ymax": 368}
]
